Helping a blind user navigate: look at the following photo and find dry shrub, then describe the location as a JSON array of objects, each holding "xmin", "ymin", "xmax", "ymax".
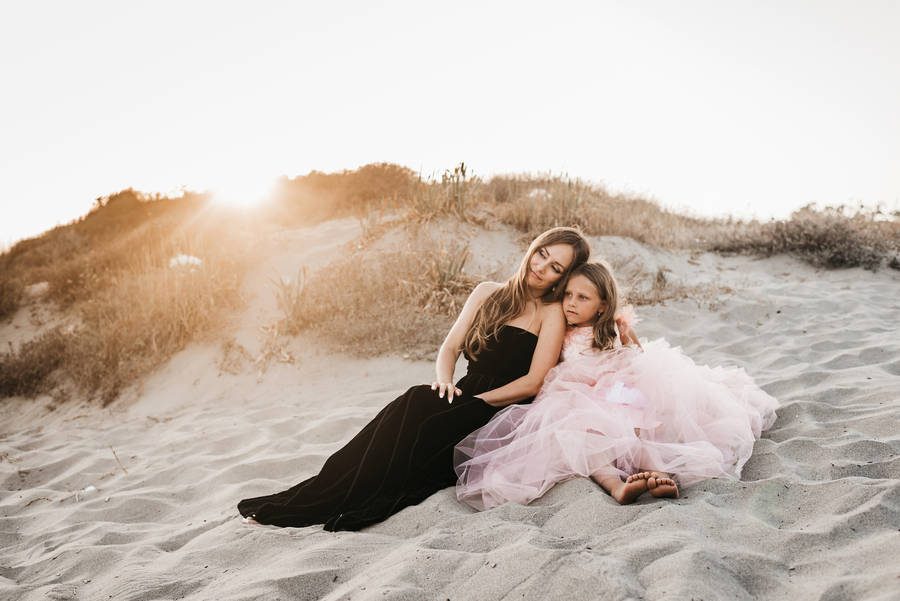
[
  {"xmin": 357, "ymin": 206, "xmax": 383, "ymax": 241},
  {"xmin": 1, "ymin": 251, "xmax": 245, "ymax": 404},
  {"xmin": 276, "ymin": 239, "xmax": 474, "ymax": 357},
  {"xmin": 488, "ymin": 175, "xmax": 900, "ymax": 271},
  {"xmin": 620, "ymin": 266, "xmax": 733, "ymax": 309},
  {"xmin": 711, "ymin": 205, "xmax": 900, "ymax": 270},
  {"xmin": 1, "ymin": 189, "xmax": 212, "ymax": 308},
  {"xmin": 266, "ymin": 163, "xmax": 418, "ymax": 226},
  {"xmin": 67, "ymin": 255, "xmax": 243, "ymax": 403},
  {"xmin": 45, "ymin": 207, "xmax": 214, "ymax": 308},
  {"xmin": 0, "ymin": 197, "xmax": 254, "ymax": 404},
  {"xmin": 217, "ymin": 337, "xmax": 253, "ymax": 375},
  {"xmin": 487, "ymin": 174, "xmax": 711, "ymax": 248},
  {"xmin": 609, "ymin": 257, "xmax": 727, "ymax": 309},
  {"xmin": 0, "ymin": 277, "xmax": 24, "ymax": 320},
  {"xmin": 407, "ymin": 162, "xmax": 483, "ymax": 222},
  {"xmin": 407, "ymin": 177, "xmax": 446, "ymax": 220},
  {"xmin": 420, "ymin": 242, "xmax": 472, "ymax": 314},
  {"xmin": 0, "ymin": 328, "xmax": 67, "ymax": 397},
  {"xmin": 272, "ymin": 268, "xmax": 309, "ymax": 335}
]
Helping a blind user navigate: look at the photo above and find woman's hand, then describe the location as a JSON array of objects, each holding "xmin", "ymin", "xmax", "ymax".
[
  {"xmin": 433, "ymin": 282, "xmax": 501, "ymax": 405},
  {"xmin": 431, "ymin": 381, "xmax": 463, "ymax": 403}
]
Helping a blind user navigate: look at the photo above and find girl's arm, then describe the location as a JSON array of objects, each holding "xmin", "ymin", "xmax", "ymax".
[
  {"xmin": 618, "ymin": 322, "xmax": 643, "ymax": 349},
  {"xmin": 477, "ymin": 304, "xmax": 567, "ymax": 408},
  {"xmin": 616, "ymin": 306, "xmax": 643, "ymax": 349},
  {"xmin": 432, "ymin": 281, "xmax": 501, "ymax": 402}
]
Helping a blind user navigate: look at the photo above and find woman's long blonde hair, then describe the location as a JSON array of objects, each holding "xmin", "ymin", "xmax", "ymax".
[
  {"xmin": 570, "ymin": 261, "xmax": 620, "ymax": 351},
  {"xmin": 462, "ymin": 227, "xmax": 590, "ymax": 357}
]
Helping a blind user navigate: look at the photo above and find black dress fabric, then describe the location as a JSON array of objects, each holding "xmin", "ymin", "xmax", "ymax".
[{"xmin": 237, "ymin": 325, "xmax": 538, "ymax": 531}]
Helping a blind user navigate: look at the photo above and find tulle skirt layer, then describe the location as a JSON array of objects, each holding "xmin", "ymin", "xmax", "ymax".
[{"xmin": 454, "ymin": 339, "xmax": 778, "ymax": 510}]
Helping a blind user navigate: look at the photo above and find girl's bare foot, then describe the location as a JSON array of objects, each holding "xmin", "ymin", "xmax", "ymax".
[
  {"xmin": 646, "ymin": 472, "xmax": 679, "ymax": 499},
  {"xmin": 612, "ymin": 472, "xmax": 652, "ymax": 504},
  {"xmin": 241, "ymin": 515, "xmax": 261, "ymax": 525},
  {"xmin": 591, "ymin": 471, "xmax": 650, "ymax": 505}
]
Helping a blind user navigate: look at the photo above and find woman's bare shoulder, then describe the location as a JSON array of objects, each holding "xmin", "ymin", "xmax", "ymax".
[
  {"xmin": 538, "ymin": 301, "xmax": 566, "ymax": 327},
  {"xmin": 458, "ymin": 281, "xmax": 503, "ymax": 313},
  {"xmin": 472, "ymin": 281, "xmax": 503, "ymax": 298},
  {"xmin": 538, "ymin": 299, "xmax": 564, "ymax": 316}
]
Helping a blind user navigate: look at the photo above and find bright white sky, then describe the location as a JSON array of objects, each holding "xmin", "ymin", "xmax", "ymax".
[{"xmin": 2, "ymin": 0, "xmax": 899, "ymax": 247}]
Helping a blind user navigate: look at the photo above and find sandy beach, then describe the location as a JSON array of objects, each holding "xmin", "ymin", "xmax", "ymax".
[{"xmin": 2, "ymin": 217, "xmax": 899, "ymax": 601}]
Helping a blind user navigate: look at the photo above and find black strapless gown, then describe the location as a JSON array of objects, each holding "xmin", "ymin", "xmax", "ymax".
[{"xmin": 237, "ymin": 325, "xmax": 538, "ymax": 531}]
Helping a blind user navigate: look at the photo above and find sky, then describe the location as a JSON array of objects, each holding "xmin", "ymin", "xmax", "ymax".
[{"xmin": 2, "ymin": 0, "xmax": 899, "ymax": 247}]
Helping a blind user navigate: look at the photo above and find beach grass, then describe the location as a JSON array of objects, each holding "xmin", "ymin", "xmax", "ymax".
[
  {"xmin": 709, "ymin": 204, "xmax": 900, "ymax": 270},
  {"xmin": 1, "ymin": 191, "xmax": 255, "ymax": 403},
  {"xmin": 0, "ymin": 278, "xmax": 23, "ymax": 320},
  {"xmin": 485, "ymin": 173, "xmax": 716, "ymax": 248},
  {"xmin": 274, "ymin": 235, "xmax": 474, "ymax": 358}
]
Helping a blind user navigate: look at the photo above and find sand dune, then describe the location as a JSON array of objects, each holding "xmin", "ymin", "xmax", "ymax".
[{"xmin": 2, "ymin": 218, "xmax": 899, "ymax": 600}]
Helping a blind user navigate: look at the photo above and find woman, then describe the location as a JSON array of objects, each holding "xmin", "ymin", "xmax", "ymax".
[{"xmin": 237, "ymin": 226, "xmax": 591, "ymax": 531}]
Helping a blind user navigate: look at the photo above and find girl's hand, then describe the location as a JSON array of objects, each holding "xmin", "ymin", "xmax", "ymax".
[
  {"xmin": 431, "ymin": 381, "xmax": 463, "ymax": 403},
  {"xmin": 616, "ymin": 318, "xmax": 643, "ymax": 349}
]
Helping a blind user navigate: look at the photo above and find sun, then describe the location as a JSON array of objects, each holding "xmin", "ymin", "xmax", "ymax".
[{"xmin": 209, "ymin": 175, "xmax": 276, "ymax": 209}]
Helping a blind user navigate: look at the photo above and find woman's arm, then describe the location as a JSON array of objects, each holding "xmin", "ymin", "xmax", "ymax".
[
  {"xmin": 477, "ymin": 304, "xmax": 567, "ymax": 407},
  {"xmin": 432, "ymin": 281, "xmax": 501, "ymax": 402}
]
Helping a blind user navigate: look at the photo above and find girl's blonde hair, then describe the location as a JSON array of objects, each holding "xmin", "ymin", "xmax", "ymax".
[
  {"xmin": 462, "ymin": 227, "xmax": 590, "ymax": 357},
  {"xmin": 569, "ymin": 261, "xmax": 619, "ymax": 351}
]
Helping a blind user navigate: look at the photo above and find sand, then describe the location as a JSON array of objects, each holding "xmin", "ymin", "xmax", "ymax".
[{"xmin": 2, "ymin": 217, "xmax": 899, "ymax": 601}]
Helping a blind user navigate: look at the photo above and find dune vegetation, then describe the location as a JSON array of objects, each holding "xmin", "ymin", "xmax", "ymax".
[
  {"xmin": 2, "ymin": 162, "xmax": 898, "ymax": 404},
  {"xmin": 0, "ymin": 191, "xmax": 254, "ymax": 403}
]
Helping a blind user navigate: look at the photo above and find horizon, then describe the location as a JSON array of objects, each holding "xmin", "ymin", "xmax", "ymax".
[{"xmin": 2, "ymin": 0, "xmax": 899, "ymax": 247}]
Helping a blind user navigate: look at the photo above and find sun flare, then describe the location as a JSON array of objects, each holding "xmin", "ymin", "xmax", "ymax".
[{"xmin": 209, "ymin": 176, "xmax": 277, "ymax": 209}]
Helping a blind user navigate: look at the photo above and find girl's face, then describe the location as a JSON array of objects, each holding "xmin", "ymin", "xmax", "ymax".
[
  {"xmin": 526, "ymin": 243, "xmax": 575, "ymax": 293},
  {"xmin": 563, "ymin": 274, "xmax": 607, "ymax": 327}
]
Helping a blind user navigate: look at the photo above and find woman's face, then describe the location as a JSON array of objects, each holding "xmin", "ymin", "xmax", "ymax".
[
  {"xmin": 563, "ymin": 274, "xmax": 606, "ymax": 327},
  {"xmin": 526, "ymin": 243, "xmax": 575, "ymax": 293}
]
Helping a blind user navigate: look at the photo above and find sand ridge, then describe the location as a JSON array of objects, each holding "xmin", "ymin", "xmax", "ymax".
[{"xmin": 2, "ymin": 219, "xmax": 899, "ymax": 601}]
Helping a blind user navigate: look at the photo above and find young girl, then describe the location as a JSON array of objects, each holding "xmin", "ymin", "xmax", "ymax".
[{"xmin": 454, "ymin": 262, "xmax": 778, "ymax": 509}]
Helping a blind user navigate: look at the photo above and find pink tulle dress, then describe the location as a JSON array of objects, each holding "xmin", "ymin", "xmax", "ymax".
[{"xmin": 454, "ymin": 318, "xmax": 778, "ymax": 511}]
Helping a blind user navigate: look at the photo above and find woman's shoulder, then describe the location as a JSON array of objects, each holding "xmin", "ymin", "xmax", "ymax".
[
  {"xmin": 536, "ymin": 300, "xmax": 566, "ymax": 334},
  {"xmin": 475, "ymin": 280, "xmax": 504, "ymax": 292},
  {"xmin": 459, "ymin": 281, "xmax": 505, "ymax": 315},
  {"xmin": 537, "ymin": 299, "xmax": 565, "ymax": 321},
  {"xmin": 470, "ymin": 281, "xmax": 503, "ymax": 301}
]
